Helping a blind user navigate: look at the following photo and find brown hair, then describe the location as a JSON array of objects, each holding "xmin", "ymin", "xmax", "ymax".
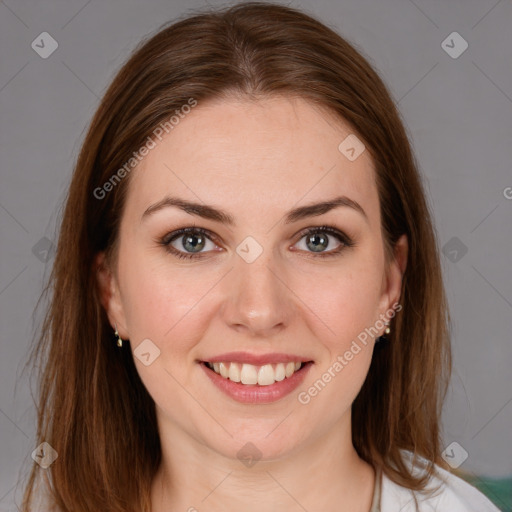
[{"xmin": 20, "ymin": 2, "xmax": 451, "ymax": 510}]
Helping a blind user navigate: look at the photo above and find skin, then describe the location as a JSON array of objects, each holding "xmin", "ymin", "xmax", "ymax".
[{"xmin": 97, "ymin": 95, "xmax": 407, "ymax": 512}]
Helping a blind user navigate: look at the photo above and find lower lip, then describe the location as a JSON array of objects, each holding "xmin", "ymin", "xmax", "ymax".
[{"xmin": 200, "ymin": 361, "xmax": 313, "ymax": 404}]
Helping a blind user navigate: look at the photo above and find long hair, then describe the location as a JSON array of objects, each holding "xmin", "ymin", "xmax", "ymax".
[{"xmin": 20, "ymin": 2, "xmax": 451, "ymax": 510}]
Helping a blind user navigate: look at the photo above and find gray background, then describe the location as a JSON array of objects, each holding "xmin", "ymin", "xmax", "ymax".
[{"xmin": 1, "ymin": 0, "xmax": 511, "ymax": 509}]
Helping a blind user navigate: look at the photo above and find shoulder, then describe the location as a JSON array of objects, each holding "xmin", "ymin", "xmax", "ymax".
[{"xmin": 380, "ymin": 451, "xmax": 501, "ymax": 512}]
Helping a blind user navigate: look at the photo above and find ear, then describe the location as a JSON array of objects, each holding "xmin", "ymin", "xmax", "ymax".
[
  {"xmin": 378, "ymin": 234, "xmax": 408, "ymax": 325},
  {"xmin": 94, "ymin": 251, "xmax": 128, "ymax": 338}
]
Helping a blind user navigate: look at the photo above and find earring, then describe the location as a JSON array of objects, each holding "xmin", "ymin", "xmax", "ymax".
[
  {"xmin": 376, "ymin": 322, "xmax": 391, "ymax": 345},
  {"xmin": 114, "ymin": 324, "xmax": 123, "ymax": 348}
]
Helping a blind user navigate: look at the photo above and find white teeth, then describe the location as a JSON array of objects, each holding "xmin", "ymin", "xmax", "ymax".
[
  {"xmin": 207, "ymin": 361, "xmax": 304, "ymax": 385},
  {"xmin": 275, "ymin": 363, "xmax": 286, "ymax": 381},
  {"xmin": 257, "ymin": 364, "xmax": 275, "ymax": 386},
  {"xmin": 241, "ymin": 364, "xmax": 258, "ymax": 385},
  {"xmin": 219, "ymin": 362, "xmax": 229, "ymax": 378},
  {"xmin": 228, "ymin": 362, "xmax": 241, "ymax": 382}
]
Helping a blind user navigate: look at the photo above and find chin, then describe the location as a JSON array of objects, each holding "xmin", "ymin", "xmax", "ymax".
[{"xmin": 198, "ymin": 416, "xmax": 311, "ymax": 463}]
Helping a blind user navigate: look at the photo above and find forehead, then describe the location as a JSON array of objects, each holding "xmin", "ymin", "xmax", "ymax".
[{"xmin": 125, "ymin": 95, "xmax": 379, "ymax": 226}]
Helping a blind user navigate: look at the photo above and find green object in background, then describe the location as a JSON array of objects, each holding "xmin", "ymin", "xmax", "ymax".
[{"xmin": 459, "ymin": 474, "xmax": 512, "ymax": 512}]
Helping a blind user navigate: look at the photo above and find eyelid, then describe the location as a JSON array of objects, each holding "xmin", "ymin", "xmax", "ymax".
[
  {"xmin": 294, "ymin": 225, "xmax": 353, "ymax": 246},
  {"xmin": 161, "ymin": 226, "xmax": 220, "ymax": 245}
]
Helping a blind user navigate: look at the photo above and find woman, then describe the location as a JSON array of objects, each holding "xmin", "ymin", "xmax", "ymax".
[{"xmin": 21, "ymin": 2, "xmax": 500, "ymax": 511}]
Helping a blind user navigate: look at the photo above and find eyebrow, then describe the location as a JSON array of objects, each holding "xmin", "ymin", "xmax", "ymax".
[{"xmin": 142, "ymin": 195, "xmax": 368, "ymax": 225}]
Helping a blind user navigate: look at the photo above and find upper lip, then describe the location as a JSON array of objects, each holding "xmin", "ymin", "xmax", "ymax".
[{"xmin": 201, "ymin": 351, "xmax": 312, "ymax": 366}]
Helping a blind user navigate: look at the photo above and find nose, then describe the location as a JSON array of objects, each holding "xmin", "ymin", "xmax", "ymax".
[{"xmin": 222, "ymin": 249, "xmax": 293, "ymax": 338}]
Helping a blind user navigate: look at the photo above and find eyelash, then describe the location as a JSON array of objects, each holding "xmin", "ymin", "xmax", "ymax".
[{"xmin": 159, "ymin": 225, "xmax": 355, "ymax": 260}]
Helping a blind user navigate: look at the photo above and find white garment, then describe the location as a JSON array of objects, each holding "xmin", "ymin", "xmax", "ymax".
[{"xmin": 379, "ymin": 451, "xmax": 501, "ymax": 512}]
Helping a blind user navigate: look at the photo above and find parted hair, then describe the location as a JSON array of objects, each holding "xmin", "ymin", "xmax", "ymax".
[{"xmin": 21, "ymin": 2, "xmax": 451, "ymax": 511}]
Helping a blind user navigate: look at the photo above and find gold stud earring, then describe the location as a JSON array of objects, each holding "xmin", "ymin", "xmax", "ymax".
[{"xmin": 114, "ymin": 324, "xmax": 123, "ymax": 347}]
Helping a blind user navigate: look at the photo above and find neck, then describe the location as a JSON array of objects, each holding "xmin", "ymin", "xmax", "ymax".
[{"xmin": 150, "ymin": 414, "xmax": 376, "ymax": 512}]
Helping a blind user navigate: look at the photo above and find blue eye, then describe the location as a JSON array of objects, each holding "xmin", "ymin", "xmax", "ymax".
[
  {"xmin": 160, "ymin": 227, "xmax": 217, "ymax": 260},
  {"xmin": 160, "ymin": 225, "xmax": 354, "ymax": 260},
  {"xmin": 294, "ymin": 226, "xmax": 354, "ymax": 257}
]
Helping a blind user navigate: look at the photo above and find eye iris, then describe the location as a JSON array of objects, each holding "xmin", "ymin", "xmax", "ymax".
[
  {"xmin": 306, "ymin": 232, "xmax": 328, "ymax": 252},
  {"xmin": 183, "ymin": 233, "xmax": 205, "ymax": 252}
]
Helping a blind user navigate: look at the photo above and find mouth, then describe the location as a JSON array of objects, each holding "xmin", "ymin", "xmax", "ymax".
[
  {"xmin": 202, "ymin": 360, "xmax": 308, "ymax": 386},
  {"xmin": 199, "ymin": 357, "xmax": 314, "ymax": 404}
]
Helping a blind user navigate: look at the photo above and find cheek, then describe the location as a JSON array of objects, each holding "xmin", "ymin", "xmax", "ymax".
[
  {"xmin": 293, "ymin": 262, "xmax": 383, "ymax": 420},
  {"xmin": 293, "ymin": 253, "xmax": 385, "ymax": 349},
  {"xmin": 117, "ymin": 253, "xmax": 222, "ymax": 414},
  {"xmin": 118, "ymin": 245, "xmax": 224, "ymax": 354}
]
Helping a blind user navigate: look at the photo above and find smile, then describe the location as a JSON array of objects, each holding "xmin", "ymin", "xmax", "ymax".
[
  {"xmin": 205, "ymin": 361, "xmax": 303, "ymax": 386},
  {"xmin": 200, "ymin": 357, "xmax": 314, "ymax": 404}
]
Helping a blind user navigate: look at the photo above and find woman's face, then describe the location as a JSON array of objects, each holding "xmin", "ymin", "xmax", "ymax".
[{"xmin": 99, "ymin": 95, "xmax": 406, "ymax": 461}]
